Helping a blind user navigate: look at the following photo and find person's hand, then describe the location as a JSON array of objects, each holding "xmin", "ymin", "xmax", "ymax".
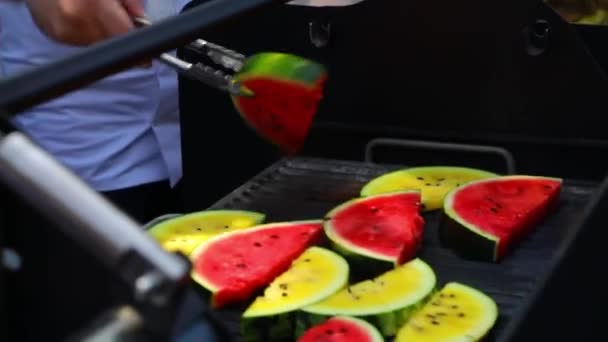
[{"xmin": 25, "ymin": 0, "xmax": 145, "ymax": 46}]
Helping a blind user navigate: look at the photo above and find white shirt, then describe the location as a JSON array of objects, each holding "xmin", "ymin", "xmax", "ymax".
[{"xmin": 0, "ymin": 0, "xmax": 191, "ymax": 192}]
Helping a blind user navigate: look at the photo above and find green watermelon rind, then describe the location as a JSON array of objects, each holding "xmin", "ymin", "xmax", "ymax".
[
  {"xmin": 323, "ymin": 190, "xmax": 423, "ymax": 265},
  {"xmin": 441, "ymin": 175, "xmax": 563, "ymax": 262},
  {"xmin": 360, "ymin": 166, "xmax": 498, "ymax": 198},
  {"xmin": 234, "ymin": 52, "xmax": 327, "ymax": 87},
  {"xmin": 299, "ymin": 258, "xmax": 437, "ymax": 336},
  {"xmin": 242, "ymin": 246, "xmax": 350, "ymax": 318},
  {"xmin": 298, "ymin": 316, "xmax": 385, "ymax": 342},
  {"xmin": 189, "ymin": 219, "xmax": 324, "ymax": 294},
  {"xmin": 241, "ymin": 311, "xmax": 296, "ymax": 342}
]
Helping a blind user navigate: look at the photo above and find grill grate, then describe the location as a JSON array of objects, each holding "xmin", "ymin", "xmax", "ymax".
[{"xmin": 207, "ymin": 157, "xmax": 598, "ymax": 341}]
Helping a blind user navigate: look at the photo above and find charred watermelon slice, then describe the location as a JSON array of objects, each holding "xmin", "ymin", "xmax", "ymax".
[
  {"xmin": 231, "ymin": 52, "xmax": 327, "ymax": 155},
  {"xmin": 324, "ymin": 191, "xmax": 425, "ymax": 266},
  {"xmin": 298, "ymin": 316, "xmax": 384, "ymax": 342},
  {"xmin": 440, "ymin": 175, "xmax": 562, "ymax": 262},
  {"xmin": 360, "ymin": 166, "xmax": 497, "ymax": 211},
  {"xmin": 395, "ymin": 282, "xmax": 498, "ymax": 342},
  {"xmin": 190, "ymin": 220, "xmax": 324, "ymax": 308}
]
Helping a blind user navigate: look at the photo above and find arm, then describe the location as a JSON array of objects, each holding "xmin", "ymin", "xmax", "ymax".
[{"xmin": 25, "ymin": 0, "xmax": 145, "ymax": 46}]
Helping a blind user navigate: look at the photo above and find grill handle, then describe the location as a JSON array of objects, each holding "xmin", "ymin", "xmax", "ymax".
[{"xmin": 364, "ymin": 138, "xmax": 517, "ymax": 174}]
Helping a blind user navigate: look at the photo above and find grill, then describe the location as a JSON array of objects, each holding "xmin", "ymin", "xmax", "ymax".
[
  {"xmin": 2, "ymin": 0, "xmax": 608, "ymax": 341},
  {"xmin": 203, "ymin": 156, "xmax": 597, "ymax": 341}
]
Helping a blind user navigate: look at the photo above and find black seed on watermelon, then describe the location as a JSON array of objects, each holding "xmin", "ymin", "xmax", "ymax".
[{"xmin": 440, "ymin": 175, "xmax": 562, "ymax": 262}]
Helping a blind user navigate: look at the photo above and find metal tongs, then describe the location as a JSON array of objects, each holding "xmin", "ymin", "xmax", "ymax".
[{"xmin": 133, "ymin": 17, "xmax": 252, "ymax": 97}]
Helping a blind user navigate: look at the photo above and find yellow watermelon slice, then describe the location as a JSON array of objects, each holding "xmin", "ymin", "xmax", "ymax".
[
  {"xmin": 360, "ymin": 166, "xmax": 497, "ymax": 211},
  {"xmin": 146, "ymin": 210, "xmax": 265, "ymax": 256},
  {"xmin": 395, "ymin": 282, "xmax": 498, "ymax": 342}
]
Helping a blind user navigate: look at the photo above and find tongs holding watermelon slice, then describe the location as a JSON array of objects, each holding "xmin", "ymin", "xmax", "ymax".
[{"xmin": 134, "ymin": 17, "xmax": 328, "ymax": 155}]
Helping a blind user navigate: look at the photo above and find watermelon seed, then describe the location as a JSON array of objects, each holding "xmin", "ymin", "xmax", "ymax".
[
  {"xmin": 236, "ymin": 263, "xmax": 247, "ymax": 268},
  {"xmin": 456, "ymin": 183, "xmax": 461, "ymax": 186},
  {"xmin": 282, "ymin": 292, "xmax": 288, "ymax": 297},
  {"xmin": 439, "ymin": 293, "xmax": 446, "ymax": 298},
  {"xmin": 253, "ymin": 242, "xmax": 262, "ymax": 247},
  {"xmin": 425, "ymin": 183, "xmax": 431, "ymax": 186},
  {"xmin": 426, "ymin": 314, "xmax": 436, "ymax": 319},
  {"xmin": 490, "ymin": 207, "xmax": 498, "ymax": 213},
  {"xmin": 224, "ymin": 226, "xmax": 229, "ymax": 229},
  {"xmin": 279, "ymin": 283, "xmax": 288, "ymax": 290},
  {"xmin": 417, "ymin": 177, "xmax": 424, "ymax": 180},
  {"xmin": 370, "ymin": 207, "xmax": 378, "ymax": 213},
  {"xmin": 304, "ymin": 258, "xmax": 311, "ymax": 262},
  {"xmin": 449, "ymin": 294, "xmax": 455, "ymax": 298},
  {"xmin": 411, "ymin": 323, "xmax": 423, "ymax": 332},
  {"xmin": 270, "ymin": 234, "xmax": 279, "ymax": 239},
  {"xmin": 339, "ymin": 328, "xmax": 347, "ymax": 333},
  {"xmin": 459, "ymin": 313, "xmax": 466, "ymax": 317},
  {"xmin": 347, "ymin": 287, "xmax": 360, "ymax": 299},
  {"xmin": 196, "ymin": 228, "xmax": 202, "ymax": 231},
  {"xmin": 435, "ymin": 183, "xmax": 441, "ymax": 186},
  {"xmin": 325, "ymin": 329, "xmax": 333, "ymax": 335},
  {"xmin": 431, "ymin": 301, "xmax": 441, "ymax": 306},
  {"xmin": 451, "ymin": 305, "xmax": 459, "ymax": 309},
  {"xmin": 438, "ymin": 178, "xmax": 445, "ymax": 181},
  {"xmin": 431, "ymin": 321, "xmax": 440, "ymax": 325},
  {"xmin": 437, "ymin": 312, "xmax": 447, "ymax": 316}
]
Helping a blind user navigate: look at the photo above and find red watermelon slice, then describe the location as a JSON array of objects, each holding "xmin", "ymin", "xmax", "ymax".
[
  {"xmin": 324, "ymin": 191, "xmax": 425, "ymax": 266},
  {"xmin": 231, "ymin": 52, "xmax": 327, "ymax": 155},
  {"xmin": 190, "ymin": 220, "xmax": 323, "ymax": 308},
  {"xmin": 440, "ymin": 175, "xmax": 562, "ymax": 262},
  {"xmin": 298, "ymin": 316, "xmax": 384, "ymax": 342}
]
